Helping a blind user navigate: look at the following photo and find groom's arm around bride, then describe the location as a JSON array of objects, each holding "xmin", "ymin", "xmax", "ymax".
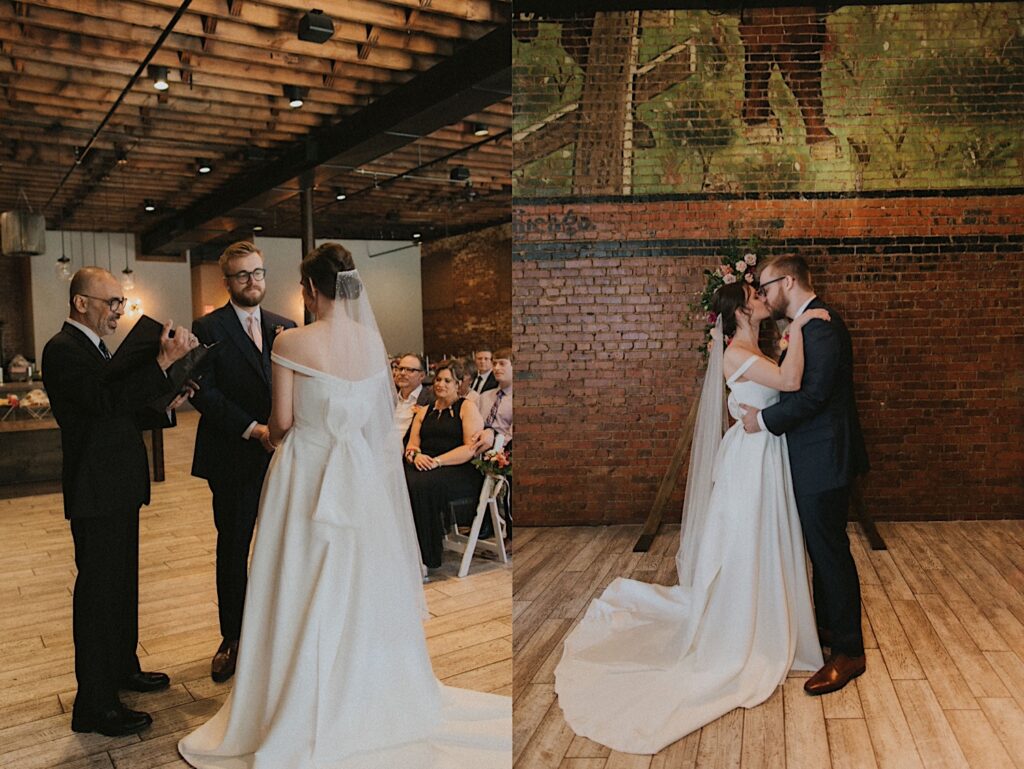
[{"xmin": 740, "ymin": 255, "xmax": 869, "ymax": 696}]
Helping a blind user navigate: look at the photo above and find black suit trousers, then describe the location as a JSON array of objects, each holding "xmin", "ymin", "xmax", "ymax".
[
  {"xmin": 209, "ymin": 472, "xmax": 264, "ymax": 640},
  {"xmin": 69, "ymin": 511, "xmax": 142, "ymax": 713},
  {"xmin": 795, "ymin": 486, "xmax": 864, "ymax": 657}
]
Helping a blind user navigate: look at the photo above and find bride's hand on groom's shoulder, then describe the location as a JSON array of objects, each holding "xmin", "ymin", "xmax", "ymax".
[{"xmin": 795, "ymin": 309, "xmax": 830, "ymax": 328}]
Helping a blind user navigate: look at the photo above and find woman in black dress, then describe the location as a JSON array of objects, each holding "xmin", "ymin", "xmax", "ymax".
[{"xmin": 404, "ymin": 361, "xmax": 484, "ymax": 570}]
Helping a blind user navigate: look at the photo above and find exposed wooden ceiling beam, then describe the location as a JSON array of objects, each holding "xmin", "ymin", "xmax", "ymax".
[{"xmin": 140, "ymin": 23, "xmax": 510, "ymax": 254}]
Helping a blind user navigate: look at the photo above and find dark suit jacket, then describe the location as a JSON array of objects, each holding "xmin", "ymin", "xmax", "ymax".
[
  {"xmin": 42, "ymin": 324, "xmax": 176, "ymax": 520},
  {"xmin": 761, "ymin": 298, "xmax": 869, "ymax": 496},
  {"xmin": 190, "ymin": 304, "xmax": 296, "ymax": 482},
  {"xmin": 474, "ymin": 371, "xmax": 498, "ymax": 394}
]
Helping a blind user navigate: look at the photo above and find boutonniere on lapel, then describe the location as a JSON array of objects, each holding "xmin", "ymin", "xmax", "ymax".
[
  {"xmin": 273, "ymin": 325, "xmax": 285, "ymax": 337},
  {"xmin": 779, "ymin": 332, "xmax": 790, "ymax": 352}
]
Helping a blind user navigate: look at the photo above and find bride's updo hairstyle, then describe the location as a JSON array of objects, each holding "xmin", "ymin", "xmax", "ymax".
[
  {"xmin": 711, "ymin": 282, "xmax": 753, "ymax": 338},
  {"xmin": 301, "ymin": 242, "xmax": 360, "ymax": 299}
]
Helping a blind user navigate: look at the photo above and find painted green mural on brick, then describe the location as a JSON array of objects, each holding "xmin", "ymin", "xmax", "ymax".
[{"xmin": 512, "ymin": 4, "xmax": 1024, "ymax": 197}]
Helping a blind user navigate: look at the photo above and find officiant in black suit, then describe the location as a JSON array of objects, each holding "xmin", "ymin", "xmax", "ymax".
[
  {"xmin": 42, "ymin": 267, "xmax": 197, "ymax": 736},
  {"xmin": 741, "ymin": 255, "xmax": 870, "ymax": 697},
  {"xmin": 190, "ymin": 241, "xmax": 296, "ymax": 683}
]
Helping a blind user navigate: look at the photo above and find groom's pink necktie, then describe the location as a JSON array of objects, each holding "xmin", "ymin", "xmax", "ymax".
[{"xmin": 246, "ymin": 314, "xmax": 263, "ymax": 352}]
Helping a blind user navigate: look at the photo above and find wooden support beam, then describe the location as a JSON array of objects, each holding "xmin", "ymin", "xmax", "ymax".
[{"xmin": 140, "ymin": 24, "xmax": 510, "ymax": 254}]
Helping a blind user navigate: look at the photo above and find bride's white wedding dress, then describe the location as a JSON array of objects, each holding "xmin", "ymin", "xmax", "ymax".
[
  {"xmin": 554, "ymin": 355, "xmax": 824, "ymax": 755},
  {"xmin": 179, "ymin": 356, "xmax": 511, "ymax": 769}
]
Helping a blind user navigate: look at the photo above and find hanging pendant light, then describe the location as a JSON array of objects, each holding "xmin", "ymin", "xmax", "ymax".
[{"xmin": 120, "ymin": 171, "xmax": 136, "ymax": 291}]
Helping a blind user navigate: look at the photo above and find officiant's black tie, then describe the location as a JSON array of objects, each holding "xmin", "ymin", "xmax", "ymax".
[{"xmin": 98, "ymin": 340, "xmax": 112, "ymax": 361}]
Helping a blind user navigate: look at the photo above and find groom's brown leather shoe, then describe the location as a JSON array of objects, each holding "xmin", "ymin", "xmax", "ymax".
[
  {"xmin": 211, "ymin": 639, "xmax": 238, "ymax": 683},
  {"xmin": 804, "ymin": 653, "xmax": 866, "ymax": 696}
]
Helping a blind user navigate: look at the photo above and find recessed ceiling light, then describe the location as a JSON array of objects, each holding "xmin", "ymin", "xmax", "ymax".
[
  {"xmin": 334, "ymin": 187, "xmax": 347, "ymax": 201},
  {"xmin": 143, "ymin": 199, "xmax": 156, "ymax": 212},
  {"xmin": 253, "ymin": 224, "xmax": 264, "ymax": 232},
  {"xmin": 412, "ymin": 232, "xmax": 421, "ymax": 239},
  {"xmin": 471, "ymin": 122, "xmax": 489, "ymax": 137},
  {"xmin": 148, "ymin": 65, "xmax": 169, "ymax": 91},
  {"xmin": 197, "ymin": 159, "xmax": 212, "ymax": 174}
]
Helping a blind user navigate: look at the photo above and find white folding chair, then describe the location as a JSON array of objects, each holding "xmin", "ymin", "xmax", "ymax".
[{"xmin": 444, "ymin": 474, "xmax": 509, "ymax": 578}]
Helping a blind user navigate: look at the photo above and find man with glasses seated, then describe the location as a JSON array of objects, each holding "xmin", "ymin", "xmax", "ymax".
[
  {"xmin": 189, "ymin": 241, "xmax": 296, "ymax": 684},
  {"xmin": 43, "ymin": 267, "xmax": 198, "ymax": 736},
  {"xmin": 393, "ymin": 352, "xmax": 433, "ymax": 444}
]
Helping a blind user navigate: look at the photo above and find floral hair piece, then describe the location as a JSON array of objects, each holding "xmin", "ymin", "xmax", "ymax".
[{"xmin": 692, "ymin": 236, "xmax": 762, "ymax": 360}]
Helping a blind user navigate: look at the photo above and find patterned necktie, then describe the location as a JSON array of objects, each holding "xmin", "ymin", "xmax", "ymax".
[
  {"xmin": 246, "ymin": 314, "xmax": 263, "ymax": 352},
  {"xmin": 97, "ymin": 339, "xmax": 112, "ymax": 361},
  {"xmin": 486, "ymin": 389, "xmax": 505, "ymax": 428}
]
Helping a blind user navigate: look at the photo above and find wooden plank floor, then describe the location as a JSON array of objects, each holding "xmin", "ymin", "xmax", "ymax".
[
  {"xmin": 513, "ymin": 521, "xmax": 1024, "ymax": 769},
  {"xmin": 0, "ymin": 410, "xmax": 511, "ymax": 769}
]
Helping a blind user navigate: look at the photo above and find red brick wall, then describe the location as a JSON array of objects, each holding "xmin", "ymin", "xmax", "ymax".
[
  {"xmin": 512, "ymin": 5, "xmax": 1024, "ymax": 524},
  {"xmin": 421, "ymin": 223, "xmax": 512, "ymax": 360},
  {"xmin": 513, "ymin": 196, "xmax": 1024, "ymax": 524},
  {"xmin": 0, "ymin": 258, "xmax": 33, "ymax": 367}
]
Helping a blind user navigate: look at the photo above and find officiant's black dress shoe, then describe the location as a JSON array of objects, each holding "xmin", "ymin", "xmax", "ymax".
[
  {"xmin": 211, "ymin": 639, "xmax": 239, "ymax": 683},
  {"xmin": 804, "ymin": 653, "xmax": 866, "ymax": 696},
  {"xmin": 71, "ymin": 705, "xmax": 152, "ymax": 736},
  {"xmin": 121, "ymin": 671, "xmax": 170, "ymax": 692}
]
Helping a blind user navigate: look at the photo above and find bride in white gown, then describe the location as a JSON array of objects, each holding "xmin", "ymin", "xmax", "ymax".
[
  {"xmin": 179, "ymin": 243, "xmax": 510, "ymax": 769},
  {"xmin": 554, "ymin": 281, "xmax": 828, "ymax": 754}
]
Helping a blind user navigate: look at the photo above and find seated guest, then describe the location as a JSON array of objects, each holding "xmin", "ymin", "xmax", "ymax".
[
  {"xmin": 473, "ymin": 348, "xmax": 513, "ymax": 452},
  {"xmin": 469, "ymin": 347, "xmax": 498, "ymax": 394},
  {"xmin": 403, "ymin": 361, "xmax": 484, "ymax": 570},
  {"xmin": 458, "ymin": 357, "xmax": 480, "ymax": 405},
  {"xmin": 393, "ymin": 353, "xmax": 432, "ymax": 442}
]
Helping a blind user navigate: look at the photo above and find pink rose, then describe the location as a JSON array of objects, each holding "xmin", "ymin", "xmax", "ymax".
[
  {"xmin": 745, "ymin": 272, "xmax": 754, "ymax": 283},
  {"xmin": 744, "ymin": 253, "xmax": 757, "ymax": 265},
  {"xmin": 721, "ymin": 264, "xmax": 733, "ymax": 275},
  {"xmin": 735, "ymin": 261, "xmax": 747, "ymax": 273},
  {"xmin": 723, "ymin": 273, "xmax": 737, "ymax": 284}
]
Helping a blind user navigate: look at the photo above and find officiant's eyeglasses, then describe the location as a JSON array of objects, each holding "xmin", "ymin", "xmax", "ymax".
[
  {"xmin": 225, "ymin": 268, "xmax": 267, "ymax": 283},
  {"xmin": 755, "ymin": 276, "xmax": 786, "ymax": 297},
  {"xmin": 78, "ymin": 294, "xmax": 128, "ymax": 312},
  {"xmin": 395, "ymin": 366, "xmax": 423, "ymax": 374}
]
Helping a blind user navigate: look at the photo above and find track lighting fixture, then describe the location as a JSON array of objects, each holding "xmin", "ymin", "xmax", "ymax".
[{"xmin": 298, "ymin": 9, "xmax": 334, "ymax": 43}]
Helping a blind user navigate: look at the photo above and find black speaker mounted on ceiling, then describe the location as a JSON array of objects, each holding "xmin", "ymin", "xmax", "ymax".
[{"xmin": 298, "ymin": 9, "xmax": 334, "ymax": 44}]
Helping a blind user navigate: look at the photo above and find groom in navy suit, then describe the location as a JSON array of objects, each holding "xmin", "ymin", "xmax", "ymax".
[
  {"xmin": 191, "ymin": 241, "xmax": 296, "ymax": 682},
  {"xmin": 741, "ymin": 255, "xmax": 869, "ymax": 695}
]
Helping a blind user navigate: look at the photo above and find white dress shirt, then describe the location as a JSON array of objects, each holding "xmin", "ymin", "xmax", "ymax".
[
  {"xmin": 231, "ymin": 302, "xmax": 263, "ymax": 440},
  {"xmin": 394, "ymin": 384, "xmax": 424, "ymax": 441}
]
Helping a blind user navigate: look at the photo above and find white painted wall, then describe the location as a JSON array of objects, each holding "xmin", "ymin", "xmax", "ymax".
[
  {"xmin": 255, "ymin": 237, "xmax": 423, "ymax": 356},
  {"xmin": 30, "ymin": 230, "xmax": 192, "ymax": 365}
]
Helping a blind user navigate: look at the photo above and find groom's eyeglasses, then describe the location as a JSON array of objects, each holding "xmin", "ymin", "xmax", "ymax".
[
  {"xmin": 225, "ymin": 268, "xmax": 267, "ymax": 283},
  {"xmin": 756, "ymin": 276, "xmax": 786, "ymax": 298}
]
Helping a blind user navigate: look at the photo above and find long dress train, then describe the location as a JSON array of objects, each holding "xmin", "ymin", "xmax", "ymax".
[
  {"xmin": 554, "ymin": 356, "xmax": 823, "ymax": 754},
  {"xmin": 179, "ymin": 356, "xmax": 510, "ymax": 769}
]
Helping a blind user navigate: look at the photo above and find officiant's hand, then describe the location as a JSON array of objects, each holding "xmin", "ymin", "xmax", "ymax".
[
  {"xmin": 167, "ymin": 379, "xmax": 199, "ymax": 411},
  {"xmin": 740, "ymin": 405, "xmax": 762, "ymax": 434},
  {"xmin": 157, "ymin": 320, "xmax": 200, "ymax": 371}
]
